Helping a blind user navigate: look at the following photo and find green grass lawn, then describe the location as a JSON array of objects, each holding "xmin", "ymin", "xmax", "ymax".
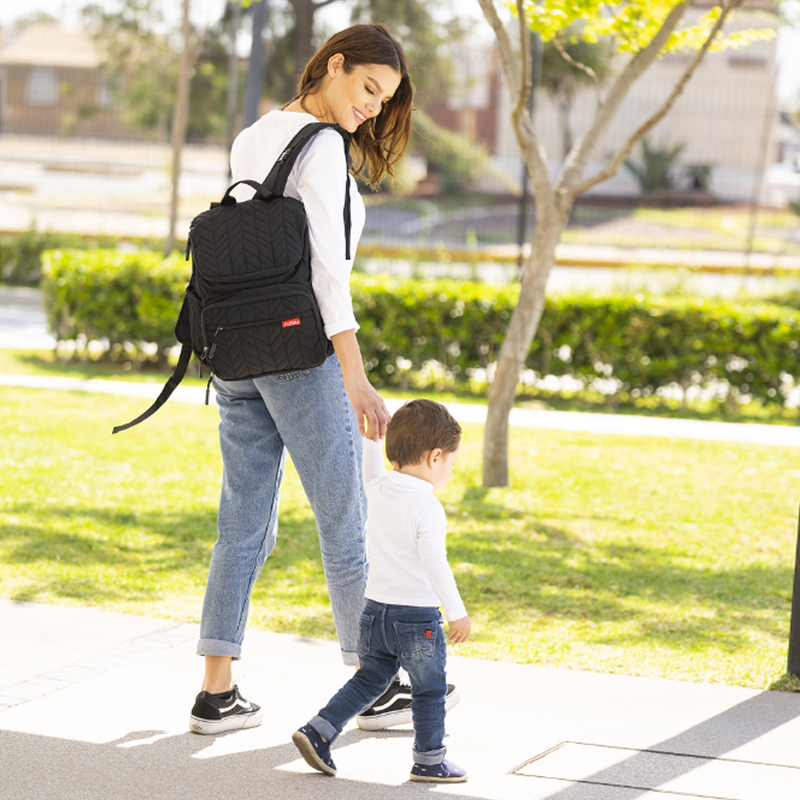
[{"xmin": 2, "ymin": 382, "xmax": 799, "ymax": 691}]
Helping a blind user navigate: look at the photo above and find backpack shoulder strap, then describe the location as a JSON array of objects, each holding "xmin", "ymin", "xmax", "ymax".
[
  {"xmin": 265, "ymin": 122, "xmax": 351, "ymax": 195},
  {"xmin": 263, "ymin": 122, "xmax": 354, "ymax": 259}
]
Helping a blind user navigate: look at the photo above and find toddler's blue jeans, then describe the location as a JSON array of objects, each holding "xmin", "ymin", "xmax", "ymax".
[{"xmin": 311, "ymin": 599, "xmax": 449, "ymax": 764}]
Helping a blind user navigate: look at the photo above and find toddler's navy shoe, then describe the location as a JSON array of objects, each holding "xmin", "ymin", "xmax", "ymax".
[
  {"xmin": 410, "ymin": 758, "xmax": 468, "ymax": 783},
  {"xmin": 292, "ymin": 724, "xmax": 337, "ymax": 776}
]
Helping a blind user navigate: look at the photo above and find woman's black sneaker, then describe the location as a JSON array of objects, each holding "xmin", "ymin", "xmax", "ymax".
[
  {"xmin": 189, "ymin": 685, "xmax": 264, "ymax": 735},
  {"xmin": 355, "ymin": 676, "xmax": 460, "ymax": 730}
]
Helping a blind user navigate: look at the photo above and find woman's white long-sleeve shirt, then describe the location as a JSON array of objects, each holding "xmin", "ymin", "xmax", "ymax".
[
  {"xmin": 361, "ymin": 439, "xmax": 468, "ymax": 623},
  {"xmin": 229, "ymin": 110, "xmax": 366, "ymax": 338}
]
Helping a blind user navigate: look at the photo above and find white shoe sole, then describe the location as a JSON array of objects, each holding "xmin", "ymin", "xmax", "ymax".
[
  {"xmin": 356, "ymin": 686, "xmax": 461, "ymax": 731},
  {"xmin": 189, "ymin": 707, "xmax": 264, "ymax": 735},
  {"xmin": 409, "ymin": 773, "xmax": 468, "ymax": 783}
]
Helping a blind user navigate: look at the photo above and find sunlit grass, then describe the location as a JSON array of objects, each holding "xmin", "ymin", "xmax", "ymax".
[{"xmin": 1, "ymin": 385, "xmax": 798, "ymax": 690}]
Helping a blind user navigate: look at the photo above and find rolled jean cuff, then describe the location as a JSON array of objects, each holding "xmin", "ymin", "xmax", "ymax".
[
  {"xmin": 341, "ymin": 648, "xmax": 360, "ymax": 668},
  {"xmin": 196, "ymin": 638, "xmax": 242, "ymax": 660},
  {"xmin": 413, "ymin": 745, "xmax": 447, "ymax": 766},
  {"xmin": 310, "ymin": 715, "xmax": 340, "ymax": 744}
]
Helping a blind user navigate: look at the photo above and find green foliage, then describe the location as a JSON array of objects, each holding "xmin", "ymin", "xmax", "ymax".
[
  {"xmin": 351, "ymin": 274, "xmax": 800, "ymax": 409},
  {"xmin": 41, "ymin": 248, "xmax": 189, "ymax": 364},
  {"xmin": 624, "ymin": 137, "xmax": 686, "ymax": 195},
  {"xmin": 531, "ymin": 292, "xmax": 800, "ymax": 409},
  {"xmin": 81, "ymin": 0, "xmax": 233, "ymax": 142},
  {"xmin": 0, "ymin": 227, "xmax": 125, "ymax": 286},
  {"xmin": 412, "ymin": 110, "xmax": 514, "ymax": 193},
  {"xmin": 39, "ymin": 250, "xmax": 800, "ymax": 408},
  {"xmin": 351, "ymin": 273, "xmax": 517, "ymax": 384},
  {"xmin": 514, "ymin": 1, "xmax": 776, "ymax": 54},
  {"xmin": 540, "ymin": 28, "xmax": 613, "ymax": 98}
]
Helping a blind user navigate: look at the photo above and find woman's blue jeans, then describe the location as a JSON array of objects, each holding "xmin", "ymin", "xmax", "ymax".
[
  {"xmin": 310, "ymin": 600, "xmax": 449, "ymax": 764},
  {"xmin": 197, "ymin": 354, "xmax": 368, "ymax": 666}
]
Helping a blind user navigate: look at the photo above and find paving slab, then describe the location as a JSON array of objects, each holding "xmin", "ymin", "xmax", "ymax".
[{"xmin": 0, "ymin": 598, "xmax": 180, "ymax": 690}]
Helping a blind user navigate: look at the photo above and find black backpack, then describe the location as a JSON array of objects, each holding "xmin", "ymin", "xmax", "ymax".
[{"xmin": 113, "ymin": 122, "xmax": 352, "ymax": 434}]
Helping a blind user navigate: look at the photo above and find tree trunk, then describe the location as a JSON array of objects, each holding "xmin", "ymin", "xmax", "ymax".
[
  {"xmin": 291, "ymin": 0, "xmax": 316, "ymax": 84},
  {"xmin": 165, "ymin": 0, "xmax": 192, "ymax": 256},
  {"xmin": 482, "ymin": 202, "xmax": 568, "ymax": 486},
  {"xmin": 243, "ymin": 0, "xmax": 267, "ymax": 129},
  {"xmin": 225, "ymin": 0, "xmax": 242, "ymax": 160}
]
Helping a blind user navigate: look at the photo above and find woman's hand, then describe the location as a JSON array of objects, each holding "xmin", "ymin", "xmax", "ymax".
[{"xmin": 331, "ymin": 330, "xmax": 390, "ymax": 441}]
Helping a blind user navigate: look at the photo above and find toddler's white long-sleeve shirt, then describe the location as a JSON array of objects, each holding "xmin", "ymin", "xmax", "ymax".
[
  {"xmin": 229, "ymin": 110, "xmax": 366, "ymax": 339},
  {"xmin": 361, "ymin": 439, "xmax": 468, "ymax": 623}
]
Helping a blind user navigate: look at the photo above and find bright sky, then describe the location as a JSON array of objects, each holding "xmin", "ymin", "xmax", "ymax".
[{"xmin": 2, "ymin": 0, "xmax": 799, "ymax": 101}]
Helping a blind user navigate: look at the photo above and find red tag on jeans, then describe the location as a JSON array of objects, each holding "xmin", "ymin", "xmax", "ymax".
[
  {"xmin": 425, "ymin": 630, "xmax": 432, "ymax": 638},
  {"xmin": 282, "ymin": 318, "xmax": 301, "ymax": 328}
]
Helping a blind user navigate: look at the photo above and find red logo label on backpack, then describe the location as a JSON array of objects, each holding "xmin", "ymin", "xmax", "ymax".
[{"xmin": 282, "ymin": 318, "xmax": 301, "ymax": 328}]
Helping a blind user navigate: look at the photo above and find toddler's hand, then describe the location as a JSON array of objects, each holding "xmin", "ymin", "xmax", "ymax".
[{"xmin": 447, "ymin": 615, "xmax": 471, "ymax": 643}]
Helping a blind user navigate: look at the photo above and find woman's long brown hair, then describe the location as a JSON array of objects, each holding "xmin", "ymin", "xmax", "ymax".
[{"xmin": 289, "ymin": 23, "xmax": 414, "ymax": 188}]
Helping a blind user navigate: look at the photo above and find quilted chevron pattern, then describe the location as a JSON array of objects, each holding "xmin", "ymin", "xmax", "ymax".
[
  {"xmin": 190, "ymin": 197, "xmax": 307, "ymax": 283},
  {"xmin": 199, "ymin": 289, "xmax": 328, "ymax": 379}
]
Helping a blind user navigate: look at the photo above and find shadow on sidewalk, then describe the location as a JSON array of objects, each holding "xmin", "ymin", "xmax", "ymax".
[
  {"xmin": 516, "ymin": 691, "xmax": 800, "ymax": 798},
  {"xmin": 0, "ymin": 726, "xmax": 479, "ymax": 800}
]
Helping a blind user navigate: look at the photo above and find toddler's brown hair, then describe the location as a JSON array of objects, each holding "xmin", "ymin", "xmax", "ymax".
[{"xmin": 385, "ymin": 399, "xmax": 461, "ymax": 469}]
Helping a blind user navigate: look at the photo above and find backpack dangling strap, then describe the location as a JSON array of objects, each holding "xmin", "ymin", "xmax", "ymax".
[{"xmin": 112, "ymin": 343, "xmax": 193, "ymax": 434}]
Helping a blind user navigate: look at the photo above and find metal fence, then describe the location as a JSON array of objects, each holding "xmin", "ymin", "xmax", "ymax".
[{"xmin": 2, "ymin": 17, "xmax": 800, "ymax": 293}]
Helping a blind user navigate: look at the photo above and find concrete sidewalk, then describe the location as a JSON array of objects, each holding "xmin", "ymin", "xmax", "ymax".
[{"xmin": 1, "ymin": 599, "xmax": 800, "ymax": 800}]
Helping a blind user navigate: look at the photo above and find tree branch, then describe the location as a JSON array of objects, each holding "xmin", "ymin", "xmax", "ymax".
[
  {"xmin": 477, "ymin": 0, "xmax": 552, "ymax": 199},
  {"xmin": 476, "ymin": 0, "xmax": 519, "ymax": 100},
  {"xmin": 557, "ymin": 0, "xmax": 691, "ymax": 195},
  {"xmin": 515, "ymin": 0, "xmax": 532, "ymax": 122},
  {"xmin": 554, "ymin": 36, "xmax": 598, "ymax": 82},
  {"xmin": 568, "ymin": 0, "xmax": 745, "ymax": 199}
]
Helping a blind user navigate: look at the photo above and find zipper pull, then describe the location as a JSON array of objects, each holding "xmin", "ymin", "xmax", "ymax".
[{"xmin": 205, "ymin": 375, "xmax": 213, "ymax": 406}]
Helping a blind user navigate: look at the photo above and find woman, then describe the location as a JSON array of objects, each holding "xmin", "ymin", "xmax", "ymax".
[{"xmin": 188, "ymin": 23, "xmax": 415, "ymax": 735}]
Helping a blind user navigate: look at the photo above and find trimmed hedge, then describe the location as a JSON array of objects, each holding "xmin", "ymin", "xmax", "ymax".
[
  {"xmin": 351, "ymin": 274, "xmax": 800, "ymax": 407},
  {"xmin": 1, "ymin": 228, "xmax": 159, "ymax": 286},
  {"xmin": 40, "ymin": 249, "xmax": 800, "ymax": 407},
  {"xmin": 41, "ymin": 248, "xmax": 188, "ymax": 364}
]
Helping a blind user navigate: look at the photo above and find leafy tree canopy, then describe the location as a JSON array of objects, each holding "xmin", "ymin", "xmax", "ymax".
[{"xmin": 512, "ymin": 0, "xmax": 776, "ymax": 53}]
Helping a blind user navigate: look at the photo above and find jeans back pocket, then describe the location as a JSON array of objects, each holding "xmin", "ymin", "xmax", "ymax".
[{"xmin": 393, "ymin": 620, "xmax": 440, "ymax": 665}]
